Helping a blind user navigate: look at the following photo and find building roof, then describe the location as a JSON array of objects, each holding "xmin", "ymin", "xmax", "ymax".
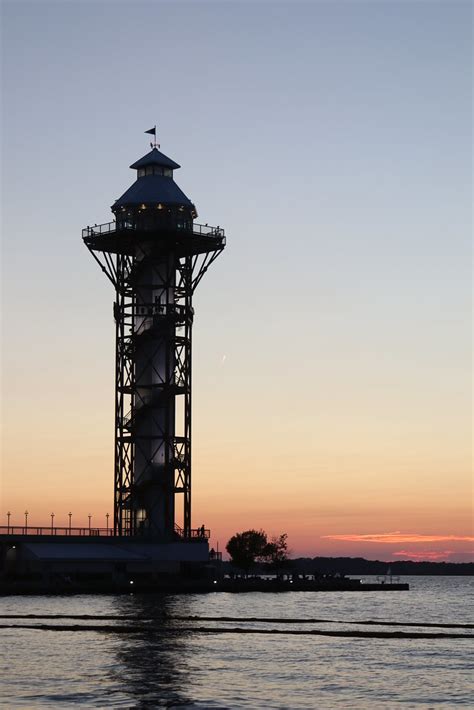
[
  {"xmin": 113, "ymin": 175, "xmax": 194, "ymax": 208},
  {"xmin": 22, "ymin": 543, "xmax": 147, "ymax": 561},
  {"xmin": 129, "ymin": 148, "xmax": 181, "ymax": 171}
]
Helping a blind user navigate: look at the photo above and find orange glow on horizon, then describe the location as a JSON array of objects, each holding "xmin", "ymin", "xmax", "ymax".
[
  {"xmin": 322, "ymin": 532, "xmax": 474, "ymax": 544},
  {"xmin": 392, "ymin": 550, "xmax": 456, "ymax": 561}
]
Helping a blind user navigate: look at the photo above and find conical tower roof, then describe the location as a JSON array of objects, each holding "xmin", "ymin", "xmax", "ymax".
[
  {"xmin": 129, "ymin": 147, "xmax": 181, "ymax": 171},
  {"xmin": 113, "ymin": 147, "xmax": 194, "ymax": 210}
]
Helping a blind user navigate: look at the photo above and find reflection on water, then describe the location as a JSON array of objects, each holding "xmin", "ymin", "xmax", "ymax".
[{"xmin": 110, "ymin": 596, "xmax": 195, "ymax": 709}]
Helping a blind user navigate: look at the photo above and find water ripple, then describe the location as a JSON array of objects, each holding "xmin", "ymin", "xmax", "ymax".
[{"xmin": 1, "ymin": 576, "xmax": 472, "ymax": 708}]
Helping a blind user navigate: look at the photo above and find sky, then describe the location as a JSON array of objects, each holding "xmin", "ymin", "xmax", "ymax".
[{"xmin": 1, "ymin": 0, "xmax": 472, "ymax": 562}]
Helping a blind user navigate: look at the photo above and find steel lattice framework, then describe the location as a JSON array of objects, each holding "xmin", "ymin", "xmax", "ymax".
[{"xmin": 83, "ymin": 220, "xmax": 225, "ymax": 538}]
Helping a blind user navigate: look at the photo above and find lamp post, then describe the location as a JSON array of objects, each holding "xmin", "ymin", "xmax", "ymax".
[
  {"xmin": 88, "ymin": 514, "xmax": 92, "ymax": 533},
  {"xmin": 106, "ymin": 513, "xmax": 110, "ymax": 535},
  {"xmin": 51, "ymin": 512, "xmax": 55, "ymax": 533},
  {"xmin": 7, "ymin": 511, "xmax": 11, "ymax": 533},
  {"xmin": 24, "ymin": 510, "xmax": 28, "ymax": 533},
  {"xmin": 68, "ymin": 512, "xmax": 72, "ymax": 534}
]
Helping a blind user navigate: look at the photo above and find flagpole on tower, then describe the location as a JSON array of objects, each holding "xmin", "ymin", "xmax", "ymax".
[{"xmin": 145, "ymin": 125, "xmax": 159, "ymax": 149}]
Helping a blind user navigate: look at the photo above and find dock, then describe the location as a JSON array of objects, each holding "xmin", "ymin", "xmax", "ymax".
[{"xmin": 0, "ymin": 575, "xmax": 409, "ymax": 595}]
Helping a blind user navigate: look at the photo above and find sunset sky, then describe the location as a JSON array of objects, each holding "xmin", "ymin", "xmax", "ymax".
[{"xmin": 1, "ymin": 1, "xmax": 472, "ymax": 562}]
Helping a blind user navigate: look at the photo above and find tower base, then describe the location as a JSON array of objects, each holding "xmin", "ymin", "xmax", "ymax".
[{"xmin": 0, "ymin": 535, "xmax": 214, "ymax": 594}]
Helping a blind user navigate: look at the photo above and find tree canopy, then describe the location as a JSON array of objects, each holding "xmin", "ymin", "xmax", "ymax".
[
  {"xmin": 264, "ymin": 533, "xmax": 289, "ymax": 570},
  {"xmin": 225, "ymin": 529, "xmax": 288, "ymax": 574}
]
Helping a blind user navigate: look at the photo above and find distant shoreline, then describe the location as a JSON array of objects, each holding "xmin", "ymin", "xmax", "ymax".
[{"xmin": 227, "ymin": 557, "xmax": 474, "ymax": 576}]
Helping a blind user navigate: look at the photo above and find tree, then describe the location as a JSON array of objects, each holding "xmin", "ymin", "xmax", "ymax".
[
  {"xmin": 263, "ymin": 533, "xmax": 289, "ymax": 572},
  {"xmin": 226, "ymin": 529, "xmax": 268, "ymax": 575}
]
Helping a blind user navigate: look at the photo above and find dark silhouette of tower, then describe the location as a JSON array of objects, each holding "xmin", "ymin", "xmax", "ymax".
[{"xmin": 83, "ymin": 144, "xmax": 225, "ymax": 540}]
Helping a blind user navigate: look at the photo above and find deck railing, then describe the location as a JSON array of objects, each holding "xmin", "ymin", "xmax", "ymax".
[
  {"xmin": 0, "ymin": 526, "xmax": 113, "ymax": 537},
  {"xmin": 82, "ymin": 221, "xmax": 119, "ymax": 237},
  {"xmin": 0, "ymin": 525, "xmax": 210, "ymax": 540},
  {"xmin": 174, "ymin": 524, "xmax": 210, "ymax": 540},
  {"xmin": 82, "ymin": 221, "xmax": 225, "ymax": 240}
]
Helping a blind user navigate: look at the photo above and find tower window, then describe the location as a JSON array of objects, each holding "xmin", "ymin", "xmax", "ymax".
[{"xmin": 137, "ymin": 166, "xmax": 172, "ymax": 177}]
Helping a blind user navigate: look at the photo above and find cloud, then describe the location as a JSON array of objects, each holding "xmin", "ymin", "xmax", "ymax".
[
  {"xmin": 321, "ymin": 532, "xmax": 474, "ymax": 544},
  {"xmin": 392, "ymin": 549, "xmax": 455, "ymax": 561}
]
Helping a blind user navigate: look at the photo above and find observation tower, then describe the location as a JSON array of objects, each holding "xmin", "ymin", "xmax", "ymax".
[{"xmin": 83, "ymin": 138, "xmax": 225, "ymax": 541}]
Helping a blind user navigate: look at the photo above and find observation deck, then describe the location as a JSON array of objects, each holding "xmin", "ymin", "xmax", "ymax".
[{"xmin": 82, "ymin": 220, "xmax": 225, "ymax": 257}]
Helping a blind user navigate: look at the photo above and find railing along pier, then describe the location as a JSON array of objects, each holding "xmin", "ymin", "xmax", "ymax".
[{"xmin": 0, "ymin": 525, "xmax": 210, "ymax": 540}]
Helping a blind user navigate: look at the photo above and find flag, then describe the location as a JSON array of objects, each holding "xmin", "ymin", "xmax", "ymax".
[{"xmin": 145, "ymin": 126, "xmax": 156, "ymax": 136}]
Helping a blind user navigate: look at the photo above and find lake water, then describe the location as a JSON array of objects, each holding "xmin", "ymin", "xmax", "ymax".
[{"xmin": 1, "ymin": 576, "xmax": 472, "ymax": 708}]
